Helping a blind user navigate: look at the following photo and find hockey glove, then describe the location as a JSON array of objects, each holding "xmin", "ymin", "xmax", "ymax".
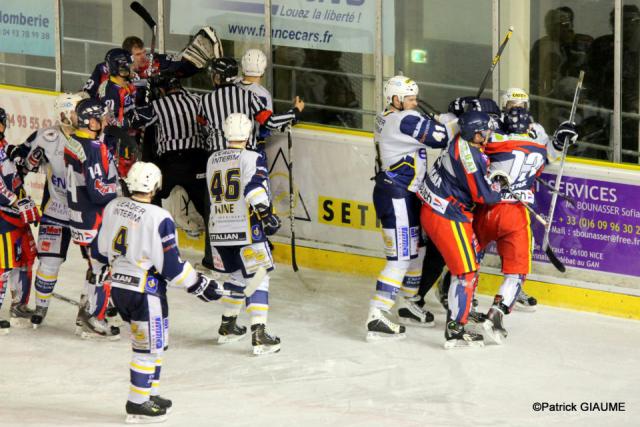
[
  {"xmin": 25, "ymin": 147, "xmax": 45, "ymax": 172},
  {"xmin": 187, "ymin": 273, "xmax": 222, "ymax": 302},
  {"xmin": 255, "ymin": 203, "xmax": 281, "ymax": 236},
  {"xmin": 552, "ymin": 121, "xmax": 578, "ymax": 151},
  {"xmin": 489, "ymin": 169, "xmax": 512, "ymax": 192},
  {"xmin": 16, "ymin": 197, "xmax": 40, "ymax": 224},
  {"xmin": 179, "ymin": 26, "xmax": 223, "ymax": 68},
  {"xmin": 448, "ymin": 97, "xmax": 477, "ymax": 117}
]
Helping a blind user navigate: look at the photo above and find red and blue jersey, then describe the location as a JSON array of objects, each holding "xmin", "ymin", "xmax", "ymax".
[
  {"xmin": 484, "ymin": 132, "xmax": 547, "ymax": 205},
  {"xmin": 64, "ymin": 130, "xmax": 118, "ymax": 245},
  {"xmin": 418, "ymin": 135, "xmax": 502, "ymax": 222}
]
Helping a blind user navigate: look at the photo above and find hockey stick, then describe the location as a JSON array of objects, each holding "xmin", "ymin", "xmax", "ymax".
[
  {"xmin": 287, "ymin": 127, "xmax": 299, "ymax": 272},
  {"xmin": 418, "ymin": 99, "xmax": 441, "ymax": 117},
  {"xmin": 130, "ymin": 2, "xmax": 157, "ymax": 75},
  {"xmin": 535, "ymin": 176, "xmax": 577, "ymax": 208},
  {"xmin": 504, "ymin": 188, "xmax": 566, "ymax": 272},
  {"xmin": 542, "ymin": 70, "xmax": 585, "ymax": 256},
  {"xmin": 477, "ymin": 26, "xmax": 514, "ymax": 98},
  {"xmin": 53, "ymin": 292, "xmax": 80, "ymax": 306}
]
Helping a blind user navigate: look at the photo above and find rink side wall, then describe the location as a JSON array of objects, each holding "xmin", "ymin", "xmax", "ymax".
[{"xmin": 1, "ymin": 85, "xmax": 638, "ymax": 320}]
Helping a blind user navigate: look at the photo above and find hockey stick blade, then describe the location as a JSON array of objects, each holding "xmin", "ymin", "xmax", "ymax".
[
  {"xmin": 243, "ymin": 267, "xmax": 266, "ymax": 297},
  {"xmin": 545, "ymin": 246, "xmax": 566, "ymax": 272},
  {"xmin": 130, "ymin": 2, "xmax": 156, "ymax": 29},
  {"xmin": 52, "ymin": 292, "xmax": 80, "ymax": 306}
]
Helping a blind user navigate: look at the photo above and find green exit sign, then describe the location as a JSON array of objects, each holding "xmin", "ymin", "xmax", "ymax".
[{"xmin": 411, "ymin": 49, "xmax": 428, "ymax": 64}]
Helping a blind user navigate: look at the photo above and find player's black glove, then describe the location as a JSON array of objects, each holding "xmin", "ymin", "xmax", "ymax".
[
  {"xmin": 448, "ymin": 96, "xmax": 477, "ymax": 117},
  {"xmin": 552, "ymin": 121, "xmax": 578, "ymax": 151},
  {"xmin": 187, "ymin": 273, "xmax": 222, "ymax": 302},
  {"xmin": 255, "ymin": 203, "xmax": 281, "ymax": 236}
]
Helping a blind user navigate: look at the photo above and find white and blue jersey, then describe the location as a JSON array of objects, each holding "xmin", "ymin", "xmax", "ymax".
[
  {"xmin": 91, "ymin": 197, "xmax": 199, "ymax": 296},
  {"xmin": 236, "ymin": 80, "xmax": 274, "ymax": 143},
  {"xmin": 375, "ymin": 109, "xmax": 450, "ymax": 192}
]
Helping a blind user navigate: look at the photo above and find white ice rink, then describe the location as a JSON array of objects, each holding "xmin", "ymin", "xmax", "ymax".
[{"xmin": 1, "ymin": 246, "xmax": 638, "ymax": 427}]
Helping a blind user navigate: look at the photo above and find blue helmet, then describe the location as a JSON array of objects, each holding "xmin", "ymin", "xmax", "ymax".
[
  {"xmin": 105, "ymin": 48, "xmax": 133, "ymax": 77},
  {"xmin": 75, "ymin": 99, "xmax": 106, "ymax": 127},
  {"xmin": 459, "ymin": 111, "xmax": 493, "ymax": 141},
  {"xmin": 503, "ymin": 106, "xmax": 531, "ymax": 134}
]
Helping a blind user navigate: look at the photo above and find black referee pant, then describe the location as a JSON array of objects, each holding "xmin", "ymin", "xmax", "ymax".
[{"xmin": 153, "ymin": 148, "xmax": 213, "ymax": 267}]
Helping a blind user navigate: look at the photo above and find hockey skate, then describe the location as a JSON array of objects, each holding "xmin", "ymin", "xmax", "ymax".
[
  {"xmin": 397, "ymin": 296, "xmax": 435, "ymax": 328},
  {"xmin": 75, "ymin": 309, "xmax": 120, "ymax": 341},
  {"xmin": 125, "ymin": 400, "xmax": 167, "ymax": 424},
  {"xmin": 217, "ymin": 315, "xmax": 248, "ymax": 344},
  {"xmin": 444, "ymin": 321, "xmax": 484, "ymax": 349},
  {"xmin": 31, "ymin": 306, "xmax": 48, "ymax": 329},
  {"xmin": 251, "ymin": 323, "xmax": 281, "ymax": 355},
  {"xmin": 366, "ymin": 306, "xmax": 406, "ymax": 342},
  {"xmin": 150, "ymin": 395, "xmax": 172, "ymax": 414},
  {"xmin": 0, "ymin": 319, "xmax": 10, "ymax": 335},
  {"xmin": 467, "ymin": 299, "xmax": 488, "ymax": 324},
  {"xmin": 483, "ymin": 304, "xmax": 508, "ymax": 345},
  {"xmin": 10, "ymin": 303, "xmax": 34, "ymax": 328},
  {"xmin": 515, "ymin": 289, "xmax": 537, "ymax": 312}
]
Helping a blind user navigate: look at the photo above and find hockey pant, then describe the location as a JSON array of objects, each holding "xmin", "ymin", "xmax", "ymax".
[
  {"xmin": 0, "ymin": 225, "xmax": 37, "ymax": 307},
  {"xmin": 80, "ymin": 246, "xmax": 111, "ymax": 319}
]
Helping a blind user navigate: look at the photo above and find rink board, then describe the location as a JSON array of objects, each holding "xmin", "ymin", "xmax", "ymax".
[{"xmin": 1, "ymin": 84, "xmax": 639, "ymax": 320}]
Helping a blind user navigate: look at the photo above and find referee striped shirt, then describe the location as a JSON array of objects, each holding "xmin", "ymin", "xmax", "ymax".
[
  {"xmin": 200, "ymin": 83, "xmax": 298, "ymax": 152},
  {"xmin": 147, "ymin": 89, "xmax": 204, "ymax": 155}
]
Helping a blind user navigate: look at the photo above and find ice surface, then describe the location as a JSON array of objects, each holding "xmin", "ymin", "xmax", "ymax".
[{"xmin": 1, "ymin": 246, "xmax": 638, "ymax": 426}]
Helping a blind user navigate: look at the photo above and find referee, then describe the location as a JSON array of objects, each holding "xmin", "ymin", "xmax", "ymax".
[
  {"xmin": 199, "ymin": 57, "xmax": 305, "ymax": 152},
  {"xmin": 136, "ymin": 74, "xmax": 214, "ymax": 265}
]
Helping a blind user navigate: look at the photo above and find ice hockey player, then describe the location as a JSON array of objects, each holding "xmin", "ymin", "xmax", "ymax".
[
  {"xmin": 64, "ymin": 98, "xmax": 120, "ymax": 339},
  {"xmin": 4, "ymin": 93, "xmax": 89, "ymax": 327},
  {"xmin": 0, "ymin": 107, "xmax": 40, "ymax": 333},
  {"xmin": 418, "ymin": 111, "xmax": 508, "ymax": 349},
  {"xmin": 366, "ymin": 75, "xmax": 453, "ymax": 342},
  {"xmin": 90, "ymin": 161, "xmax": 225, "ymax": 423},
  {"xmin": 206, "ymin": 113, "xmax": 281, "ymax": 355},
  {"xmin": 236, "ymin": 49, "xmax": 274, "ymax": 151},
  {"xmin": 477, "ymin": 106, "xmax": 578, "ymax": 343}
]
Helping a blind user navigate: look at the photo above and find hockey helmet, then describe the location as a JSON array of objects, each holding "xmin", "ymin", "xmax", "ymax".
[
  {"xmin": 106, "ymin": 48, "xmax": 133, "ymax": 77},
  {"xmin": 75, "ymin": 99, "xmax": 107, "ymax": 128},
  {"xmin": 501, "ymin": 87, "xmax": 529, "ymax": 111},
  {"xmin": 54, "ymin": 92, "xmax": 89, "ymax": 126},
  {"xmin": 125, "ymin": 161, "xmax": 163, "ymax": 194},
  {"xmin": 209, "ymin": 57, "xmax": 239, "ymax": 84},
  {"xmin": 241, "ymin": 49, "xmax": 267, "ymax": 77},
  {"xmin": 459, "ymin": 111, "xmax": 493, "ymax": 141},
  {"xmin": 384, "ymin": 75, "xmax": 419, "ymax": 106},
  {"xmin": 503, "ymin": 106, "xmax": 532, "ymax": 134},
  {"xmin": 223, "ymin": 113, "xmax": 253, "ymax": 144}
]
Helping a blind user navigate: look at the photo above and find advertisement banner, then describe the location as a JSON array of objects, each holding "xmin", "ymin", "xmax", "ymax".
[
  {"xmin": 0, "ymin": 0, "xmax": 55, "ymax": 57},
  {"xmin": 531, "ymin": 173, "xmax": 640, "ymax": 277},
  {"xmin": 169, "ymin": 0, "xmax": 395, "ymax": 54}
]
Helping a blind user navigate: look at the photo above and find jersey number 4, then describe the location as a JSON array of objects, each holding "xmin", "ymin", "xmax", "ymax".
[
  {"xmin": 112, "ymin": 226, "xmax": 128, "ymax": 255},
  {"xmin": 210, "ymin": 168, "xmax": 240, "ymax": 202}
]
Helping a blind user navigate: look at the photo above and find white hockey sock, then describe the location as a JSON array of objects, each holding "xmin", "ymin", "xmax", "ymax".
[
  {"xmin": 151, "ymin": 357, "xmax": 163, "ymax": 396},
  {"xmin": 371, "ymin": 259, "xmax": 410, "ymax": 311},
  {"xmin": 129, "ymin": 353, "xmax": 156, "ymax": 404},
  {"xmin": 247, "ymin": 275, "xmax": 269, "ymax": 326},
  {"xmin": 34, "ymin": 258, "xmax": 63, "ymax": 309},
  {"xmin": 498, "ymin": 274, "xmax": 524, "ymax": 310}
]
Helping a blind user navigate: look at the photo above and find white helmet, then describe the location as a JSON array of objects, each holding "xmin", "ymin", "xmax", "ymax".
[
  {"xmin": 54, "ymin": 92, "xmax": 88, "ymax": 126},
  {"xmin": 241, "ymin": 49, "xmax": 267, "ymax": 77},
  {"xmin": 125, "ymin": 161, "xmax": 162, "ymax": 194},
  {"xmin": 384, "ymin": 75, "xmax": 419, "ymax": 106},
  {"xmin": 502, "ymin": 87, "xmax": 529, "ymax": 111},
  {"xmin": 223, "ymin": 113, "xmax": 253, "ymax": 144}
]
